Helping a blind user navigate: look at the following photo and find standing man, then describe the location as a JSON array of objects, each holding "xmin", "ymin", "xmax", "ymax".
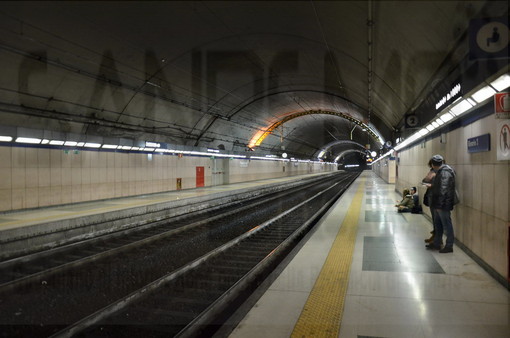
[{"xmin": 426, "ymin": 154, "xmax": 457, "ymax": 253}]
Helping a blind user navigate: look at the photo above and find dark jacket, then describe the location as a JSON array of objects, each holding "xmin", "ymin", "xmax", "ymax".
[
  {"xmin": 422, "ymin": 168, "xmax": 436, "ymax": 207},
  {"xmin": 411, "ymin": 193, "xmax": 419, "ymax": 206},
  {"xmin": 430, "ymin": 164, "xmax": 456, "ymax": 210}
]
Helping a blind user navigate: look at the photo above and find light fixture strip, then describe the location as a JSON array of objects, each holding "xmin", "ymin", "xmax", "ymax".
[
  {"xmin": 84, "ymin": 143, "xmax": 101, "ymax": 148},
  {"xmin": 15, "ymin": 137, "xmax": 41, "ymax": 144},
  {"xmin": 490, "ymin": 73, "xmax": 510, "ymax": 91},
  {"xmin": 471, "ymin": 85, "xmax": 496, "ymax": 103}
]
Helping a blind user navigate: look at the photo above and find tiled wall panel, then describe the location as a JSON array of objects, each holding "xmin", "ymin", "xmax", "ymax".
[
  {"xmin": 382, "ymin": 114, "xmax": 509, "ymax": 279},
  {"xmin": 1, "ymin": 148, "xmax": 334, "ymax": 212}
]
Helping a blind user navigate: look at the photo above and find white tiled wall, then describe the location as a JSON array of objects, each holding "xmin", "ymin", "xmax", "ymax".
[
  {"xmin": 389, "ymin": 115, "xmax": 509, "ymax": 279},
  {"xmin": 0, "ymin": 147, "xmax": 335, "ymax": 213},
  {"xmin": 228, "ymin": 159, "xmax": 324, "ymax": 183},
  {"xmin": 371, "ymin": 158, "xmax": 396, "ymax": 183}
]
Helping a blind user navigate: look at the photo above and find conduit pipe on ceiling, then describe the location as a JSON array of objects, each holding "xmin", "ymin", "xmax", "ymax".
[{"xmin": 367, "ymin": 0, "xmax": 374, "ymax": 126}]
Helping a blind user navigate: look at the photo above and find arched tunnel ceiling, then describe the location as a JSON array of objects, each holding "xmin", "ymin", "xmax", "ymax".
[{"xmin": 0, "ymin": 1, "xmax": 507, "ymax": 159}]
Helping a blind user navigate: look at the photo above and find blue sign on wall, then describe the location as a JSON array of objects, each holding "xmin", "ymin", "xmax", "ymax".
[{"xmin": 467, "ymin": 133, "xmax": 491, "ymax": 153}]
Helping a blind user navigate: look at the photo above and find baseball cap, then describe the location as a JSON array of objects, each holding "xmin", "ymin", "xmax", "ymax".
[{"xmin": 431, "ymin": 154, "xmax": 444, "ymax": 164}]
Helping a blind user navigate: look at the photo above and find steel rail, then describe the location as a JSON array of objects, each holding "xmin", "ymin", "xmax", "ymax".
[{"xmin": 51, "ymin": 173, "xmax": 356, "ymax": 338}]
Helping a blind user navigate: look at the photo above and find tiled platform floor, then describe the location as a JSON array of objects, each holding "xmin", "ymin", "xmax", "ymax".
[{"xmin": 230, "ymin": 171, "xmax": 510, "ymax": 338}]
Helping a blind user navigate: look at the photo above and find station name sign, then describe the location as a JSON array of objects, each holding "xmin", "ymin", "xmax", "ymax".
[
  {"xmin": 467, "ymin": 133, "xmax": 490, "ymax": 153},
  {"xmin": 436, "ymin": 83, "xmax": 462, "ymax": 111}
]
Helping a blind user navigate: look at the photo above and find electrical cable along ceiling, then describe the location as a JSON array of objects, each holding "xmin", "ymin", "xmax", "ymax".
[{"xmin": 0, "ymin": 1, "xmax": 507, "ymax": 160}]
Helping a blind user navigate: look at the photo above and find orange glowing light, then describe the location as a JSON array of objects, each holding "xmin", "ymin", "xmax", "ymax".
[
  {"xmin": 248, "ymin": 110, "xmax": 378, "ymax": 149},
  {"xmin": 248, "ymin": 130, "xmax": 266, "ymax": 149}
]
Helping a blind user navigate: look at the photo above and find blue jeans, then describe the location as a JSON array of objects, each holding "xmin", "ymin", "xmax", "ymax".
[
  {"xmin": 430, "ymin": 207, "xmax": 438, "ymax": 233},
  {"xmin": 433, "ymin": 209, "xmax": 454, "ymax": 248}
]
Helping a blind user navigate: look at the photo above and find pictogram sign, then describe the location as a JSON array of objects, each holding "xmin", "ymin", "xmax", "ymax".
[{"xmin": 497, "ymin": 120, "xmax": 510, "ymax": 160}]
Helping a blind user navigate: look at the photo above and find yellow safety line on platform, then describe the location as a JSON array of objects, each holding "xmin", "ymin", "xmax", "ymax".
[{"xmin": 291, "ymin": 179, "xmax": 365, "ymax": 338}]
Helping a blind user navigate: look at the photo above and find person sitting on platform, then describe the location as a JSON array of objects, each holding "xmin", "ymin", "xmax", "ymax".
[
  {"xmin": 395, "ymin": 188, "xmax": 415, "ymax": 212},
  {"xmin": 410, "ymin": 186, "xmax": 422, "ymax": 213}
]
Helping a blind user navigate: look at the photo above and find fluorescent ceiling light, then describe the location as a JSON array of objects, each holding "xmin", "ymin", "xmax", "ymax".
[
  {"xmin": 120, "ymin": 146, "xmax": 132, "ymax": 150},
  {"xmin": 84, "ymin": 143, "xmax": 101, "ymax": 148},
  {"xmin": 16, "ymin": 137, "xmax": 41, "ymax": 144},
  {"xmin": 253, "ymin": 156, "xmax": 282, "ymax": 161},
  {"xmin": 419, "ymin": 128, "xmax": 429, "ymax": 136},
  {"xmin": 143, "ymin": 147, "xmax": 155, "ymax": 152},
  {"xmin": 440, "ymin": 112, "xmax": 453, "ymax": 123},
  {"xmin": 426, "ymin": 124, "xmax": 435, "ymax": 132},
  {"xmin": 0, "ymin": 136, "xmax": 13, "ymax": 142},
  {"xmin": 216, "ymin": 153, "xmax": 243, "ymax": 158},
  {"xmin": 431, "ymin": 121, "xmax": 439, "ymax": 128},
  {"xmin": 408, "ymin": 134, "xmax": 419, "ymax": 142},
  {"xmin": 77, "ymin": 142, "xmax": 85, "ymax": 147},
  {"xmin": 490, "ymin": 73, "xmax": 510, "ymax": 91},
  {"xmin": 41, "ymin": 139, "xmax": 49, "ymax": 144},
  {"xmin": 450, "ymin": 99, "xmax": 473, "ymax": 116},
  {"xmin": 64, "ymin": 141, "xmax": 78, "ymax": 146},
  {"xmin": 49, "ymin": 140, "xmax": 65, "ymax": 146},
  {"xmin": 471, "ymin": 86, "xmax": 496, "ymax": 103},
  {"xmin": 434, "ymin": 118, "xmax": 444, "ymax": 126},
  {"xmin": 102, "ymin": 144, "xmax": 118, "ymax": 149}
]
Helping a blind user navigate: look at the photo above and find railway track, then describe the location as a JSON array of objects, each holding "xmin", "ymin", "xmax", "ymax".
[{"xmin": 0, "ymin": 172, "xmax": 359, "ymax": 337}]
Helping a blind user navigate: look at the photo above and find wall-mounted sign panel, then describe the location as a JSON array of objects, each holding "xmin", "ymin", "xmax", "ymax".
[
  {"xmin": 405, "ymin": 114, "xmax": 419, "ymax": 128},
  {"xmin": 435, "ymin": 83, "xmax": 462, "ymax": 111},
  {"xmin": 497, "ymin": 120, "xmax": 510, "ymax": 160},
  {"xmin": 467, "ymin": 133, "xmax": 491, "ymax": 153},
  {"xmin": 494, "ymin": 92, "xmax": 510, "ymax": 119},
  {"xmin": 469, "ymin": 17, "xmax": 509, "ymax": 60}
]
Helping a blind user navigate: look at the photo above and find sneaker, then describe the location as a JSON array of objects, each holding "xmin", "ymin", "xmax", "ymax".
[
  {"xmin": 439, "ymin": 247, "xmax": 453, "ymax": 253},
  {"xmin": 425, "ymin": 244, "xmax": 441, "ymax": 250}
]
